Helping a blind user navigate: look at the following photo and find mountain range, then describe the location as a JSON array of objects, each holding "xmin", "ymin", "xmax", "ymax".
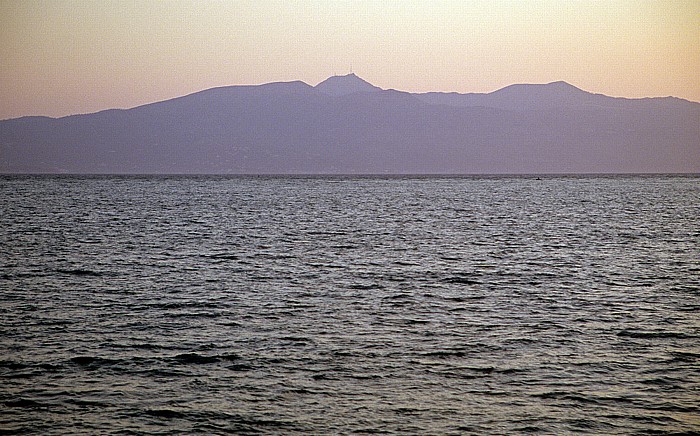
[{"xmin": 1, "ymin": 73, "xmax": 698, "ymax": 174}]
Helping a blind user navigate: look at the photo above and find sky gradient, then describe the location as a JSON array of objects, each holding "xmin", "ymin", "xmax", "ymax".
[{"xmin": 1, "ymin": 0, "xmax": 699, "ymax": 119}]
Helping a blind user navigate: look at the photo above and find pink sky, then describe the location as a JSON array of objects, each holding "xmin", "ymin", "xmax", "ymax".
[{"xmin": 1, "ymin": 0, "xmax": 698, "ymax": 119}]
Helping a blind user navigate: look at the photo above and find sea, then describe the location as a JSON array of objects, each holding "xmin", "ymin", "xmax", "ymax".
[{"xmin": 1, "ymin": 174, "xmax": 698, "ymax": 435}]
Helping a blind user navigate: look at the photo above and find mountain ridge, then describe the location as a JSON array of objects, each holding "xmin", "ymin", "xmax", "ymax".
[
  {"xmin": 1, "ymin": 74, "xmax": 698, "ymax": 174},
  {"xmin": 5, "ymin": 75, "xmax": 697, "ymax": 121}
]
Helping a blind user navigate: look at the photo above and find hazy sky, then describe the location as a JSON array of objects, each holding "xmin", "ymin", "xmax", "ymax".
[{"xmin": 1, "ymin": 0, "xmax": 698, "ymax": 119}]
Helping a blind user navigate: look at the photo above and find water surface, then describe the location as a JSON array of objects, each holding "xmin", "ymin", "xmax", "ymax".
[{"xmin": 1, "ymin": 175, "xmax": 699, "ymax": 434}]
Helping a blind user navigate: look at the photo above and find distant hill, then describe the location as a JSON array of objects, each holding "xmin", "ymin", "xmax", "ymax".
[
  {"xmin": 1, "ymin": 74, "xmax": 698, "ymax": 174},
  {"xmin": 415, "ymin": 80, "xmax": 695, "ymax": 111},
  {"xmin": 315, "ymin": 73, "xmax": 382, "ymax": 96}
]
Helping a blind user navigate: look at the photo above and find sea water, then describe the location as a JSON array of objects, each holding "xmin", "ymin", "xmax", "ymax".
[{"xmin": 1, "ymin": 175, "xmax": 699, "ymax": 434}]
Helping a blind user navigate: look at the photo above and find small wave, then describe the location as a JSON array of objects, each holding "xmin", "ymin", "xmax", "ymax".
[
  {"xmin": 130, "ymin": 343, "xmax": 170, "ymax": 350},
  {"xmin": 403, "ymin": 318, "xmax": 430, "ymax": 325},
  {"xmin": 532, "ymin": 392, "xmax": 601, "ymax": 404},
  {"xmin": 394, "ymin": 260, "xmax": 418, "ymax": 266},
  {"xmin": 204, "ymin": 253, "xmax": 239, "ymax": 260},
  {"xmin": 443, "ymin": 295, "xmax": 486, "ymax": 302},
  {"xmin": 311, "ymin": 373, "xmax": 337, "ymax": 380},
  {"xmin": 466, "ymin": 366, "xmax": 495, "ymax": 374},
  {"xmin": 393, "ymin": 406, "xmax": 423, "ymax": 415},
  {"xmin": 169, "ymin": 311, "xmax": 224, "ymax": 318},
  {"xmin": 422, "ymin": 349, "xmax": 469, "ymax": 358},
  {"xmin": 4, "ymin": 371, "xmax": 43, "ymax": 380},
  {"xmin": 383, "ymin": 293, "xmax": 414, "ymax": 300},
  {"xmin": 38, "ymin": 363, "xmax": 62, "ymax": 371},
  {"xmin": 191, "ymin": 413, "xmax": 304, "ymax": 433},
  {"xmin": 645, "ymin": 403, "xmax": 699, "ymax": 413},
  {"xmin": 148, "ymin": 301, "xmax": 223, "ymax": 310},
  {"xmin": 443, "ymin": 276, "xmax": 480, "ymax": 285},
  {"xmin": 382, "ymin": 300, "xmax": 415, "ymax": 308},
  {"xmin": 70, "ymin": 356, "xmax": 119, "ymax": 366},
  {"xmin": 306, "ymin": 230, "xmax": 348, "ymax": 236},
  {"xmin": 348, "ymin": 373, "xmax": 384, "ymax": 380},
  {"xmin": 221, "ymin": 321, "xmax": 242, "ymax": 327},
  {"xmin": 64, "ymin": 398, "xmax": 109, "ymax": 408},
  {"xmin": 617, "ymin": 330, "xmax": 692, "ymax": 339},
  {"xmin": 4, "ymin": 398, "xmax": 49, "ymax": 409},
  {"xmin": 331, "ymin": 244, "xmax": 358, "ymax": 249},
  {"xmin": 668, "ymin": 351, "xmax": 700, "ymax": 362},
  {"xmin": 144, "ymin": 408, "xmax": 187, "ymax": 419},
  {"xmin": 279, "ymin": 336, "xmax": 313, "ymax": 344},
  {"xmin": 534, "ymin": 391, "xmax": 640, "ymax": 408},
  {"xmin": 566, "ymin": 418, "xmax": 609, "ymax": 431},
  {"xmin": 513, "ymin": 425, "xmax": 545, "ymax": 433},
  {"xmin": 171, "ymin": 353, "xmax": 220, "ymax": 364},
  {"xmin": 485, "ymin": 367, "xmax": 523, "ymax": 375},
  {"xmin": 307, "ymin": 262, "xmax": 347, "ymax": 269},
  {"xmin": 227, "ymin": 363, "xmax": 252, "ymax": 371},
  {"xmin": 11, "ymin": 271, "xmax": 51, "ymax": 279},
  {"xmin": 347, "ymin": 283, "xmax": 384, "ymax": 290},
  {"xmin": 603, "ymin": 413, "xmax": 681, "ymax": 425},
  {"xmin": 640, "ymin": 376, "xmax": 684, "ymax": 387},
  {"xmin": 56, "ymin": 268, "xmax": 103, "ymax": 277},
  {"xmin": 76, "ymin": 238, "xmax": 102, "ymax": 244},
  {"xmin": 426, "ymin": 369, "xmax": 479, "ymax": 379},
  {"xmin": 170, "ymin": 352, "xmax": 240, "ymax": 365},
  {"xmin": 0, "ymin": 360, "xmax": 29, "ymax": 370}
]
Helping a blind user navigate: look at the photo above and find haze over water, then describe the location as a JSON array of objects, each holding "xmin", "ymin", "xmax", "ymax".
[{"xmin": 1, "ymin": 175, "xmax": 699, "ymax": 434}]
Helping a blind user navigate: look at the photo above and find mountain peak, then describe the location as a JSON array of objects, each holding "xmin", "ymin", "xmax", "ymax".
[
  {"xmin": 496, "ymin": 80, "xmax": 585, "ymax": 94},
  {"xmin": 315, "ymin": 73, "xmax": 382, "ymax": 96},
  {"xmin": 547, "ymin": 80, "xmax": 576, "ymax": 87},
  {"xmin": 483, "ymin": 80, "xmax": 592, "ymax": 109}
]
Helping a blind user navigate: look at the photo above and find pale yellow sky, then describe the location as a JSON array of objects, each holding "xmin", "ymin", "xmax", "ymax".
[{"xmin": 1, "ymin": 0, "xmax": 698, "ymax": 119}]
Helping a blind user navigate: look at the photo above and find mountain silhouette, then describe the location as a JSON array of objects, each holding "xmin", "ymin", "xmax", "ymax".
[
  {"xmin": 416, "ymin": 80, "xmax": 695, "ymax": 111},
  {"xmin": 1, "ymin": 75, "xmax": 698, "ymax": 174},
  {"xmin": 315, "ymin": 73, "xmax": 383, "ymax": 96}
]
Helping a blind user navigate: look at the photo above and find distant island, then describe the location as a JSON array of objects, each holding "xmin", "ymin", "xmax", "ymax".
[{"xmin": 1, "ymin": 74, "xmax": 698, "ymax": 174}]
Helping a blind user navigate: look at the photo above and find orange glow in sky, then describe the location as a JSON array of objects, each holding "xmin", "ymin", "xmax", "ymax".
[{"xmin": 1, "ymin": 0, "xmax": 698, "ymax": 119}]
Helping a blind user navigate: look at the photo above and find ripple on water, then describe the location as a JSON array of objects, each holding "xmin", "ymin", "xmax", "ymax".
[{"xmin": 1, "ymin": 174, "xmax": 699, "ymax": 434}]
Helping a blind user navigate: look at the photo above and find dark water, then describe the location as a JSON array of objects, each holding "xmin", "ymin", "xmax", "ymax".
[{"xmin": 1, "ymin": 175, "xmax": 699, "ymax": 435}]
